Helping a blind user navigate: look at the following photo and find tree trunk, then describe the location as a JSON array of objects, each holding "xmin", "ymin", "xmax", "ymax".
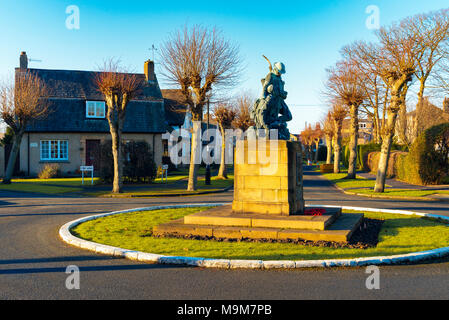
[
  {"xmin": 374, "ymin": 95, "xmax": 401, "ymax": 193},
  {"xmin": 397, "ymin": 84, "xmax": 409, "ymax": 145},
  {"xmin": 217, "ymin": 126, "xmax": 228, "ymax": 179},
  {"xmin": 3, "ymin": 131, "xmax": 23, "ymax": 184},
  {"xmin": 314, "ymin": 141, "xmax": 319, "ymax": 163},
  {"xmin": 333, "ymin": 123, "xmax": 342, "ymax": 174},
  {"xmin": 325, "ymin": 135, "xmax": 332, "ymax": 164},
  {"xmin": 373, "ymin": 108, "xmax": 380, "ymax": 144},
  {"xmin": 346, "ymin": 104, "xmax": 359, "ymax": 179},
  {"xmin": 110, "ymin": 123, "xmax": 123, "ymax": 193},
  {"xmin": 187, "ymin": 121, "xmax": 201, "ymax": 191},
  {"xmin": 414, "ymin": 80, "xmax": 425, "ymax": 140}
]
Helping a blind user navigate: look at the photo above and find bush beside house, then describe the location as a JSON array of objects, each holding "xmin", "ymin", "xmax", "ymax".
[{"xmin": 95, "ymin": 140, "xmax": 157, "ymax": 184}]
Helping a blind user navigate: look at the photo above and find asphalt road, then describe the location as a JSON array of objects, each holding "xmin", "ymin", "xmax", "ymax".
[{"xmin": 0, "ymin": 170, "xmax": 448, "ymax": 300}]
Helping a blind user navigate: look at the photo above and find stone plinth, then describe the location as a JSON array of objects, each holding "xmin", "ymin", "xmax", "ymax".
[
  {"xmin": 153, "ymin": 205, "xmax": 363, "ymax": 243},
  {"xmin": 232, "ymin": 140, "xmax": 304, "ymax": 216}
]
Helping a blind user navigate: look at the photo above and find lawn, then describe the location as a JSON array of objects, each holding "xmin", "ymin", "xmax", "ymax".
[
  {"xmin": 92, "ymin": 175, "xmax": 234, "ymax": 197},
  {"xmin": 71, "ymin": 207, "xmax": 449, "ymax": 261},
  {"xmin": 350, "ymin": 188, "xmax": 449, "ymax": 198},
  {"xmin": 0, "ymin": 171, "xmax": 233, "ymax": 197},
  {"xmin": 0, "ymin": 177, "xmax": 101, "ymax": 194},
  {"xmin": 320, "ymin": 172, "xmax": 385, "ymax": 189}
]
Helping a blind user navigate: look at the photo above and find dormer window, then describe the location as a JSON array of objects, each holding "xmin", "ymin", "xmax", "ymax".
[{"xmin": 86, "ymin": 101, "xmax": 106, "ymax": 118}]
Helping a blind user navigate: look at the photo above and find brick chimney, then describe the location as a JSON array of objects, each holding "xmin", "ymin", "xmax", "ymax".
[
  {"xmin": 20, "ymin": 51, "xmax": 28, "ymax": 70},
  {"xmin": 144, "ymin": 60, "xmax": 155, "ymax": 82},
  {"xmin": 444, "ymin": 97, "xmax": 449, "ymax": 114}
]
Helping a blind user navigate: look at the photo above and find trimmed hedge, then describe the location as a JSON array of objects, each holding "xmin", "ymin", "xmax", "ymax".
[
  {"xmin": 343, "ymin": 143, "xmax": 407, "ymax": 171},
  {"xmin": 367, "ymin": 123, "xmax": 449, "ymax": 185},
  {"xmin": 367, "ymin": 151, "xmax": 408, "ymax": 178},
  {"xmin": 396, "ymin": 123, "xmax": 449, "ymax": 185}
]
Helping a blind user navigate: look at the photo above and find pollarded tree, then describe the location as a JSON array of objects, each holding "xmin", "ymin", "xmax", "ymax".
[
  {"xmin": 330, "ymin": 104, "xmax": 347, "ymax": 174},
  {"xmin": 160, "ymin": 24, "xmax": 242, "ymax": 191},
  {"xmin": 95, "ymin": 60, "xmax": 142, "ymax": 193},
  {"xmin": 233, "ymin": 92, "xmax": 255, "ymax": 133},
  {"xmin": 312, "ymin": 123, "xmax": 323, "ymax": 164},
  {"xmin": 300, "ymin": 124, "xmax": 315, "ymax": 163},
  {"xmin": 0, "ymin": 72, "xmax": 49, "ymax": 184},
  {"xmin": 341, "ymin": 41, "xmax": 390, "ymax": 144},
  {"xmin": 373, "ymin": 20, "xmax": 420, "ymax": 193},
  {"xmin": 322, "ymin": 112, "xmax": 335, "ymax": 164},
  {"xmin": 325, "ymin": 60, "xmax": 366, "ymax": 179},
  {"xmin": 213, "ymin": 103, "xmax": 236, "ymax": 179}
]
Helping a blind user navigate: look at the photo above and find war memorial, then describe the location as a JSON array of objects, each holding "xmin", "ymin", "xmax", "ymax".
[{"xmin": 154, "ymin": 59, "xmax": 364, "ymax": 244}]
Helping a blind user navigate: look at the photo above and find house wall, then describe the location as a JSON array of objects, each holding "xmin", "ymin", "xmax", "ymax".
[{"xmin": 20, "ymin": 132, "xmax": 163, "ymax": 177}]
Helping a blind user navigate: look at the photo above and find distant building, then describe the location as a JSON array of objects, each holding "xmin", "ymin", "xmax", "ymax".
[
  {"xmin": 399, "ymin": 97, "xmax": 449, "ymax": 144},
  {"xmin": 15, "ymin": 52, "xmax": 166, "ymax": 176},
  {"xmin": 342, "ymin": 118, "xmax": 374, "ymax": 144}
]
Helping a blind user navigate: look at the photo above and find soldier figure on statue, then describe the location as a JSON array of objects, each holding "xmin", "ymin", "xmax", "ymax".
[{"xmin": 250, "ymin": 55, "xmax": 293, "ymax": 140}]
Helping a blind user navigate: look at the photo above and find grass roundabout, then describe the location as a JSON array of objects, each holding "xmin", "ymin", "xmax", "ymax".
[{"xmin": 70, "ymin": 206, "xmax": 449, "ymax": 261}]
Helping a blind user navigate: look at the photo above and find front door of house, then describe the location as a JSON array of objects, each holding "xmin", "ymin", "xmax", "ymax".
[{"xmin": 85, "ymin": 140, "xmax": 100, "ymax": 169}]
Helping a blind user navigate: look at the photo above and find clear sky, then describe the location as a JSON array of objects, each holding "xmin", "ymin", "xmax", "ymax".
[{"xmin": 1, "ymin": 0, "xmax": 448, "ymax": 133}]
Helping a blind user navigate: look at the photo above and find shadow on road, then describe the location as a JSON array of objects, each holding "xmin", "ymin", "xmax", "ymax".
[
  {"xmin": 0, "ymin": 263, "xmax": 182, "ymax": 275},
  {"xmin": 0, "ymin": 255, "xmax": 120, "ymax": 265}
]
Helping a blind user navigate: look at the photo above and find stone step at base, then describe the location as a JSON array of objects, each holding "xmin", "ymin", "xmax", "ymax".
[
  {"xmin": 183, "ymin": 205, "xmax": 341, "ymax": 231},
  {"xmin": 154, "ymin": 213, "xmax": 364, "ymax": 243}
]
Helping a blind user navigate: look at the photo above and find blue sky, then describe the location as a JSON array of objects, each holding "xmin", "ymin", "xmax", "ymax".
[{"xmin": 1, "ymin": 0, "xmax": 448, "ymax": 133}]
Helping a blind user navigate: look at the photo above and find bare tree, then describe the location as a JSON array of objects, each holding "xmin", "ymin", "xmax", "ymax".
[
  {"xmin": 406, "ymin": 9, "xmax": 449, "ymax": 139},
  {"xmin": 342, "ymin": 41, "xmax": 389, "ymax": 144},
  {"xmin": 95, "ymin": 60, "xmax": 142, "ymax": 193},
  {"xmin": 330, "ymin": 105, "xmax": 347, "ymax": 173},
  {"xmin": 325, "ymin": 60, "xmax": 366, "ymax": 179},
  {"xmin": 213, "ymin": 103, "xmax": 236, "ymax": 179},
  {"xmin": 300, "ymin": 124, "xmax": 314, "ymax": 163},
  {"xmin": 0, "ymin": 72, "xmax": 49, "ymax": 184},
  {"xmin": 322, "ymin": 112, "xmax": 335, "ymax": 164},
  {"xmin": 373, "ymin": 20, "xmax": 420, "ymax": 193},
  {"xmin": 233, "ymin": 92, "xmax": 255, "ymax": 132},
  {"xmin": 312, "ymin": 123, "xmax": 323, "ymax": 164},
  {"xmin": 160, "ymin": 24, "xmax": 242, "ymax": 191}
]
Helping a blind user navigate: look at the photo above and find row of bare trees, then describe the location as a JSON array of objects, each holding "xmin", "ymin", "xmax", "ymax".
[
  {"xmin": 323, "ymin": 8, "xmax": 449, "ymax": 193},
  {"xmin": 0, "ymin": 24, "xmax": 242, "ymax": 194},
  {"xmin": 300, "ymin": 123, "xmax": 323, "ymax": 164}
]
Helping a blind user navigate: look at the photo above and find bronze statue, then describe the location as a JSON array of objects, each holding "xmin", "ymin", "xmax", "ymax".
[{"xmin": 250, "ymin": 55, "xmax": 292, "ymax": 140}]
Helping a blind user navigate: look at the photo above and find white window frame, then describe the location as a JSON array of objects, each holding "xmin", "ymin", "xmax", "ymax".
[
  {"xmin": 40, "ymin": 140, "xmax": 69, "ymax": 161},
  {"xmin": 86, "ymin": 101, "xmax": 106, "ymax": 119}
]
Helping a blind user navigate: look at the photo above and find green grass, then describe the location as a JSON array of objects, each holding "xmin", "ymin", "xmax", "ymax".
[
  {"xmin": 92, "ymin": 175, "xmax": 234, "ymax": 197},
  {"xmin": 350, "ymin": 188, "xmax": 449, "ymax": 198},
  {"xmin": 0, "ymin": 177, "xmax": 101, "ymax": 194},
  {"xmin": 321, "ymin": 172, "xmax": 386, "ymax": 189},
  {"xmin": 71, "ymin": 207, "xmax": 449, "ymax": 261}
]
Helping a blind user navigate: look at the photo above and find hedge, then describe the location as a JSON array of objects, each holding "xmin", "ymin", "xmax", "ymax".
[
  {"xmin": 367, "ymin": 123, "xmax": 449, "ymax": 185},
  {"xmin": 367, "ymin": 151, "xmax": 408, "ymax": 178},
  {"xmin": 343, "ymin": 143, "xmax": 407, "ymax": 171},
  {"xmin": 94, "ymin": 140, "xmax": 157, "ymax": 184},
  {"xmin": 396, "ymin": 123, "xmax": 449, "ymax": 185}
]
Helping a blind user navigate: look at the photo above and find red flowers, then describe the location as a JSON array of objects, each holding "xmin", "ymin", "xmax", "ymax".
[{"xmin": 304, "ymin": 208, "xmax": 326, "ymax": 216}]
